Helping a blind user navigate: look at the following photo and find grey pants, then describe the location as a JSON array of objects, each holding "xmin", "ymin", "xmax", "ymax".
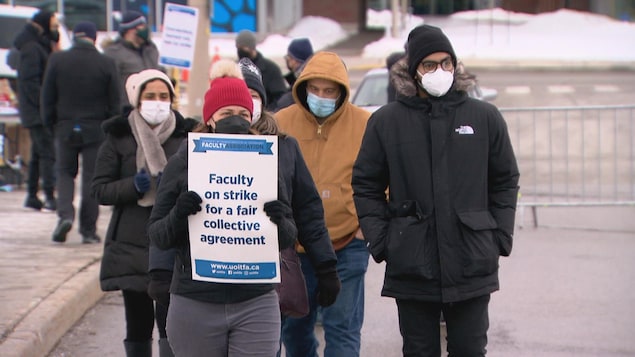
[{"xmin": 167, "ymin": 290, "xmax": 280, "ymax": 357}]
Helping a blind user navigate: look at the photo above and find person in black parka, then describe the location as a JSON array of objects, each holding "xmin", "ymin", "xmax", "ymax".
[
  {"xmin": 91, "ymin": 68, "xmax": 197, "ymax": 357},
  {"xmin": 147, "ymin": 60, "xmax": 302, "ymax": 356},
  {"xmin": 41, "ymin": 22, "xmax": 120, "ymax": 244},
  {"xmin": 352, "ymin": 25, "xmax": 520, "ymax": 357},
  {"xmin": 13, "ymin": 10, "xmax": 61, "ymax": 211}
]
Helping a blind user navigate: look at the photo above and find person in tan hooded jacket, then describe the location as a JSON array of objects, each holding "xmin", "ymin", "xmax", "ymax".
[{"xmin": 275, "ymin": 51, "xmax": 370, "ymax": 357}]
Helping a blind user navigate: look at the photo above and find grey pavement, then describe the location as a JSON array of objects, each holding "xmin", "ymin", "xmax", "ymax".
[
  {"xmin": 3, "ymin": 184, "xmax": 635, "ymax": 356},
  {"xmin": 0, "ymin": 187, "xmax": 110, "ymax": 357}
]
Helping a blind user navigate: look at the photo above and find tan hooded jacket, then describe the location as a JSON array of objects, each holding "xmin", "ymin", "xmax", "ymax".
[{"xmin": 275, "ymin": 51, "xmax": 370, "ymax": 250}]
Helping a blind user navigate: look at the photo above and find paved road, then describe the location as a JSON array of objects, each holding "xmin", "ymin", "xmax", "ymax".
[{"xmin": 47, "ymin": 204, "xmax": 635, "ymax": 357}]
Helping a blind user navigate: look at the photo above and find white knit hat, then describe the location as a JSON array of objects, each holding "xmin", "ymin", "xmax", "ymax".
[{"xmin": 125, "ymin": 69, "xmax": 175, "ymax": 108}]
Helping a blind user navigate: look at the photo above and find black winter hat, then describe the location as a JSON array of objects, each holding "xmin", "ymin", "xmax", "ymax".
[
  {"xmin": 238, "ymin": 57, "xmax": 267, "ymax": 106},
  {"xmin": 287, "ymin": 38, "xmax": 313, "ymax": 62},
  {"xmin": 73, "ymin": 21, "xmax": 97, "ymax": 41},
  {"xmin": 119, "ymin": 10, "xmax": 146, "ymax": 34},
  {"xmin": 32, "ymin": 11, "xmax": 54, "ymax": 34},
  {"xmin": 406, "ymin": 25, "xmax": 456, "ymax": 78}
]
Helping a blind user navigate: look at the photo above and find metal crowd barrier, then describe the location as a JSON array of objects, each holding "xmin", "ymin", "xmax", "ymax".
[{"xmin": 500, "ymin": 105, "xmax": 635, "ymax": 227}]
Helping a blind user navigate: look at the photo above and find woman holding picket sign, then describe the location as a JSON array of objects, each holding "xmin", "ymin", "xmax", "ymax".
[{"xmin": 147, "ymin": 60, "xmax": 330, "ymax": 356}]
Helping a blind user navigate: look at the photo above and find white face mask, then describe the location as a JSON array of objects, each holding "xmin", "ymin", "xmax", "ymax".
[
  {"xmin": 140, "ymin": 100, "xmax": 171, "ymax": 125},
  {"xmin": 417, "ymin": 68, "xmax": 454, "ymax": 97},
  {"xmin": 252, "ymin": 98, "xmax": 262, "ymax": 122}
]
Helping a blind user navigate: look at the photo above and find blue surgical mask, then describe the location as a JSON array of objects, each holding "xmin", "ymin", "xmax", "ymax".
[{"xmin": 307, "ymin": 92, "xmax": 337, "ymax": 118}]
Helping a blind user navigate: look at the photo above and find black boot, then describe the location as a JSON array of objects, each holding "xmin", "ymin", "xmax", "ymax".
[
  {"xmin": 43, "ymin": 194, "xmax": 57, "ymax": 211},
  {"xmin": 159, "ymin": 338, "xmax": 175, "ymax": 357},
  {"xmin": 123, "ymin": 339, "xmax": 152, "ymax": 357},
  {"xmin": 24, "ymin": 195, "xmax": 43, "ymax": 210}
]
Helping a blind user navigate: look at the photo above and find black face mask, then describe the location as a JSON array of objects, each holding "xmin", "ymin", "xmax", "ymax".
[
  {"xmin": 48, "ymin": 30, "xmax": 60, "ymax": 43},
  {"xmin": 237, "ymin": 49, "xmax": 251, "ymax": 59},
  {"xmin": 214, "ymin": 115, "xmax": 251, "ymax": 134}
]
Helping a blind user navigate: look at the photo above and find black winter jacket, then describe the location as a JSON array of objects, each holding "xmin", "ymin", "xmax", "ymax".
[
  {"xmin": 13, "ymin": 23, "xmax": 53, "ymax": 128},
  {"xmin": 252, "ymin": 51, "xmax": 288, "ymax": 110},
  {"xmin": 92, "ymin": 111, "xmax": 197, "ymax": 292},
  {"xmin": 41, "ymin": 41, "xmax": 121, "ymax": 144},
  {"xmin": 352, "ymin": 58, "xmax": 520, "ymax": 303},
  {"xmin": 147, "ymin": 137, "xmax": 272, "ymax": 304}
]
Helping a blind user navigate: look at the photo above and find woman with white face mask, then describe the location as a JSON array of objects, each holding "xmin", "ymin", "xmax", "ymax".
[{"xmin": 91, "ymin": 69, "xmax": 198, "ymax": 357}]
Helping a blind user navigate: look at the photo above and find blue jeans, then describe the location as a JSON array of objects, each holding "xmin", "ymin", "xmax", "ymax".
[{"xmin": 282, "ymin": 238, "xmax": 369, "ymax": 357}]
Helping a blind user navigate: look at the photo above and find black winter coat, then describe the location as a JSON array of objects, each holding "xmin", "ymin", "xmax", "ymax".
[
  {"xmin": 252, "ymin": 51, "xmax": 288, "ymax": 110},
  {"xmin": 41, "ymin": 41, "xmax": 121, "ymax": 144},
  {"xmin": 147, "ymin": 133, "xmax": 336, "ymax": 303},
  {"xmin": 92, "ymin": 112, "xmax": 197, "ymax": 292},
  {"xmin": 352, "ymin": 60, "xmax": 520, "ymax": 303},
  {"xmin": 13, "ymin": 23, "xmax": 52, "ymax": 128}
]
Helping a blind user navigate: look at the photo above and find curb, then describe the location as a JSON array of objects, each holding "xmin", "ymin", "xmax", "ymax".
[{"xmin": 0, "ymin": 260, "xmax": 104, "ymax": 357}]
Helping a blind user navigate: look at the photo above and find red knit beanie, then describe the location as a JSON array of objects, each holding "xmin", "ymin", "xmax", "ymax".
[{"xmin": 203, "ymin": 77, "xmax": 253, "ymax": 124}]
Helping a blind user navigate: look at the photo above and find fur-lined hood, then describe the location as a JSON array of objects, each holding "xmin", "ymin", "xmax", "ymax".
[{"xmin": 390, "ymin": 56, "xmax": 477, "ymax": 98}]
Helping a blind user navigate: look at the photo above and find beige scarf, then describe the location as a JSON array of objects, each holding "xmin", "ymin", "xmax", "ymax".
[{"xmin": 128, "ymin": 109, "xmax": 176, "ymax": 207}]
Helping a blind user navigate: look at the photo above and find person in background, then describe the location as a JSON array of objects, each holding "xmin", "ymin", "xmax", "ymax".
[
  {"xmin": 104, "ymin": 10, "xmax": 161, "ymax": 109},
  {"xmin": 41, "ymin": 21, "xmax": 120, "ymax": 244},
  {"xmin": 147, "ymin": 60, "xmax": 298, "ymax": 357},
  {"xmin": 235, "ymin": 29, "xmax": 287, "ymax": 111},
  {"xmin": 239, "ymin": 57, "xmax": 341, "ymax": 355},
  {"xmin": 352, "ymin": 24, "xmax": 520, "ymax": 356},
  {"xmin": 275, "ymin": 51, "xmax": 371, "ymax": 357},
  {"xmin": 91, "ymin": 68, "xmax": 197, "ymax": 356},
  {"xmin": 274, "ymin": 38, "xmax": 314, "ymax": 111},
  {"xmin": 12, "ymin": 10, "xmax": 60, "ymax": 211}
]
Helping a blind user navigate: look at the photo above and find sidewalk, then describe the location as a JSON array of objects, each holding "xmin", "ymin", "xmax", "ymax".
[{"xmin": 0, "ymin": 187, "xmax": 110, "ymax": 357}]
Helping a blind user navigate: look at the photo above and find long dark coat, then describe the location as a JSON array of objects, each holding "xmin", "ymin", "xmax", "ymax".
[{"xmin": 91, "ymin": 112, "xmax": 197, "ymax": 292}]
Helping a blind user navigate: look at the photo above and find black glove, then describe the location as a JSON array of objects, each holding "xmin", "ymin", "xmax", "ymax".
[
  {"xmin": 134, "ymin": 169, "xmax": 151, "ymax": 193},
  {"xmin": 264, "ymin": 200, "xmax": 297, "ymax": 250},
  {"xmin": 316, "ymin": 266, "xmax": 341, "ymax": 307},
  {"xmin": 495, "ymin": 229, "xmax": 513, "ymax": 257},
  {"xmin": 148, "ymin": 270, "xmax": 172, "ymax": 307},
  {"xmin": 263, "ymin": 200, "xmax": 292, "ymax": 225},
  {"xmin": 174, "ymin": 190, "xmax": 202, "ymax": 218}
]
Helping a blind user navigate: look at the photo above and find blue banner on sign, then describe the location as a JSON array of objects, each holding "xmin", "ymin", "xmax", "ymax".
[
  {"xmin": 192, "ymin": 137, "xmax": 273, "ymax": 155},
  {"xmin": 167, "ymin": 4, "xmax": 197, "ymax": 15},
  {"xmin": 195, "ymin": 259, "xmax": 277, "ymax": 279},
  {"xmin": 159, "ymin": 57, "xmax": 191, "ymax": 68}
]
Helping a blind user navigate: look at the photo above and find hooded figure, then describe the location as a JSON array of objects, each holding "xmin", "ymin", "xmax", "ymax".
[
  {"xmin": 275, "ymin": 51, "xmax": 369, "ymax": 357},
  {"xmin": 12, "ymin": 10, "xmax": 60, "ymax": 212}
]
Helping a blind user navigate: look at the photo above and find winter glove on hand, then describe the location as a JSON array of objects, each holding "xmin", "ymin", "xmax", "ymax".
[
  {"xmin": 264, "ymin": 200, "xmax": 297, "ymax": 250},
  {"xmin": 276, "ymin": 216, "xmax": 298, "ymax": 251},
  {"xmin": 134, "ymin": 169, "xmax": 151, "ymax": 194},
  {"xmin": 316, "ymin": 266, "xmax": 341, "ymax": 307},
  {"xmin": 147, "ymin": 270, "xmax": 172, "ymax": 307},
  {"xmin": 495, "ymin": 229, "xmax": 513, "ymax": 257},
  {"xmin": 174, "ymin": 190, "xmax": 202, "ymax": 219},
  {"xmin": 263, "ymin": 200, "xmax": 293, "ymax": 225}
]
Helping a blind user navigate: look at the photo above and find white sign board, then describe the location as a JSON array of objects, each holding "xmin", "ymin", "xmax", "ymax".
[
  {"xmin": 187, "ymin": 132, "xmax": 280, "ymax": 283},
  {"xmin": 160, "ymin": 3, "xmax": 198, "ymax": 69}
]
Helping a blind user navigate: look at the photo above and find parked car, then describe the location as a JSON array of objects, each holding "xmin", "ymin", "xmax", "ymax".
[{"xmin": 351, "ymin": 67, "xmax": 498, "ymax": 113}]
